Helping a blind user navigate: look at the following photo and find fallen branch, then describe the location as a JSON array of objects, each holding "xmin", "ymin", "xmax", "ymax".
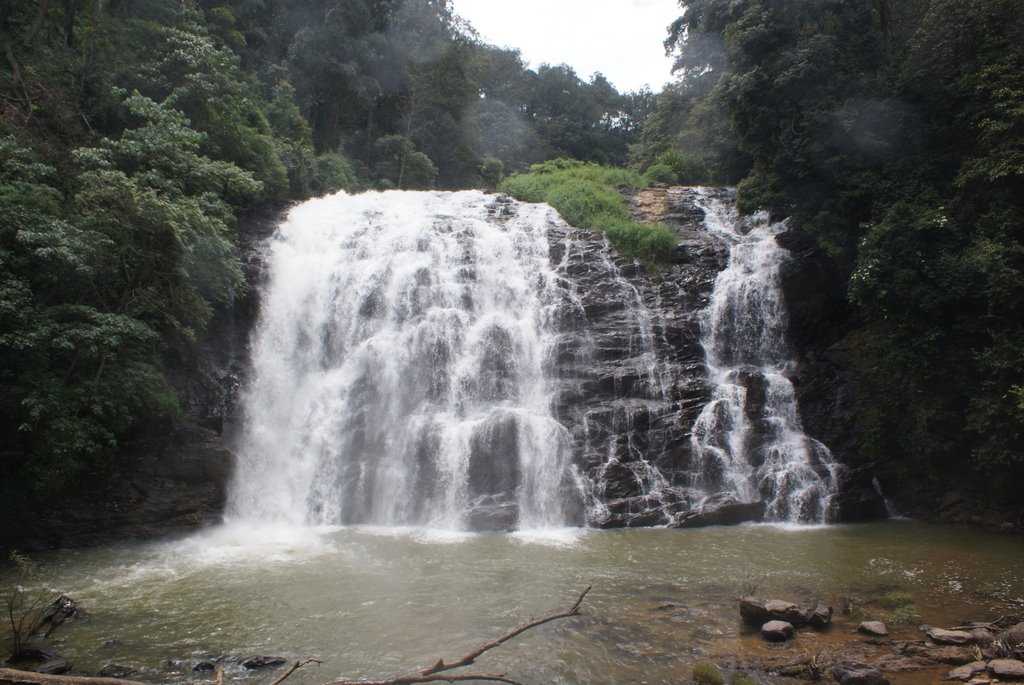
[
  {"xmin": 270, "ymin": 659, "xmax": 321, "ymax": 685},
  {"xmin": 316, "ymin": 586, "xmax": 592, "ymax": 685}
]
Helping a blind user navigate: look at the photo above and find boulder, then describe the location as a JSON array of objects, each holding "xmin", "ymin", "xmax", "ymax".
[
  {"xmin": 948, "ymin": 662, "xmax": 988, "ymax": 681},
  {"xmin": 809, "ymin": 603, "xmax": 833, "ymax": 628},
  {"xmin": 926, "ymin": 628, "xmax": 974, "ymax": 645},
  {"xmin": 464, "ymin": 499, "xmax": 518, "ymax": 532},
  {"xmin": 761, "ymin": 620, "xmax": 795, "ymax": 643},
  {"xmin": 858, "ymin": 621, "xmax": 889, "ymax": 637},
  {"xmin": 989, "ymin": 659, "xmax": 1024, "ymax": 679},
  {"xmin": 831, "ymin": 663, "xmax": 889, "ymax": 685},
  {"xmin": 765, "ymin": 599, "xmax": 811, "ymax": 626},
  {"xmin": 242, "ymin": 656, "xmax": 287, "ymax": 670},
  {"xmin": 674, "ymin": 495, "xmax": 765, "ymax": 528},
  {"xmin": 970, "ymin": 628, "xmax": 995, "ymax": 646},
  {"xmin": 740, "ymin": 597, "xmax": 770, "ymax": 626},
  {"xmin": 1004, "ymin": 622, "xmax": 1024, "ymax": 648}
]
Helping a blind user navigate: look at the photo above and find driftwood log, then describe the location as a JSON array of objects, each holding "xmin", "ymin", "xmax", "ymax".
[{"xmin": 0, "ymin": 670, "xmax": 144, "ymax": 685}]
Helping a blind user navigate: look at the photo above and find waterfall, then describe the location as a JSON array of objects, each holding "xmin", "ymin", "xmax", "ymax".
[
  {"xmin": 689, "ymin": 189, "xmax": 840, "ymax": 523},
  {"xmin": 227, "ymin": 190, "xmax": 580, "ymax": 531},
  {"xmin": 226, "ymin": 187, "xmax": 843, "ymax": 532}
]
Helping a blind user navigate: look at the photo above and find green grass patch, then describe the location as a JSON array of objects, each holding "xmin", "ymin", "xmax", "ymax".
[
  {"xmin": 499, "ymin": 159, "xmax": 676, "ymax": 263},
  {"xmin": 692, "ymin": 662, "xmax": 725, "ymax": 685}
]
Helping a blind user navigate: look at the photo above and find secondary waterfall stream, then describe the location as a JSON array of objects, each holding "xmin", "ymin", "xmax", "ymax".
[{"xmin": 689, "ymin": 189, "xmax": 840, "ymax": 522}]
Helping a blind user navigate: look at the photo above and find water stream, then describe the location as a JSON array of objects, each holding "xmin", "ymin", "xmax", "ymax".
[{"xmin": 689, "ymin": 190, "xmax": 840, "ymax": 522}]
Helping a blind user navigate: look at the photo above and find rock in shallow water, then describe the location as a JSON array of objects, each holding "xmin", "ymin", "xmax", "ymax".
[
  {"xmin": 242, "ymin": 656, "xmax": 287, "ymax": 669},
  {"xmin": 948, "ymin": 662, "xmax": 988, "ymax": 681},
  {"xmin": 831, "ymin": 663, "xmax": 889, "ymax": 685},
  {"xmin": 761, "ymin": 620, "xmax": 795, "ymax": 642},
  {"xmin": 989, "ymin": 659, "xmax": 1024, "ymax": 679},
  {"xmin": 926, "ymin": 627, "xmax": 974, "ymax": 645},
  {"xmin": 858, "ymin": 621, "xmax": 889, "ymax": 637},
  {"xmin": 35, "ymin": 658, "xmax": 71, "ymax": 675}
]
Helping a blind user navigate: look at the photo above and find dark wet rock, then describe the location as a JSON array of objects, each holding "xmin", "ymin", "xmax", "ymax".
[
  {"xmin": 764, "ymin": 600, "xmax": 810, "ymax": 626},
  {"xmin": 970, "ymin": 628, "xmax": 995, "ymax": 645},
  {"xmin": 859, "ymin": 621, "xmax": 889, "ymax": 637},
  {"xmin": 465, "ymin": 497, "xmax": 517, "ymax": 532},
  {"xmin": 35, "ymin": 658, "xmax": 71, "ymax": 675},
  {"xmin": 193, "ymin": 661, "xmax": 217, "ymax": 672},
  {"xmin": 809, "ymin": 603, "xmax": 833, "ymax": 628},
  {"xmin": 100, "ymin": 664, "xmax": 138, "ymax": 678},
  {"xmin": 831, "ymin": 663, "xmax": 889, "ymax": 685},
  {"xmin": 673, "ymin": 495, "xmax": 765, "ymax": 529},
  {"xmin": 926, "ymin": 628, "xmax": 974, "ymax": 645},
  {"xmin": 989, "ymin": 659, "xmax": 1024, "ymax": 679},
  {"xmin": 762, "ymin": 620, "xmax": 795, "ymax": 642},
  {"xmin": 740, "ymin": 597, "xmax": 771, "ymax": 626},
  {"xmin": 14, "ymin": 641, "xmax": 57, "ymax": 662},
  {"xmin": 739, "ymin": 597, "xmax": 827, "ymax": 629},
  {"xmin": 949, "ymin": 662, "xmax": 989, "ymax": 681},
  {"xmin": 242, "ymin": 656, "xmax": 287, "ymax": 670}
]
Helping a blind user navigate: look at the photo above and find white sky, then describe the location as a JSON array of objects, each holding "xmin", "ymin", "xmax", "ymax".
[{"xmin": 453, "ymin": 0, "xmax": 681, "ymax": 92}]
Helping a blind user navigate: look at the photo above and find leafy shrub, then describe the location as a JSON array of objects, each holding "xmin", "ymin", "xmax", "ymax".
[
  {"xmin": 479, "ymin": 157, "xmax": 505, "ymax": 188},
  {"xmin": 645, "ymin": 162, "xmax": 678, "ymax": 185}
]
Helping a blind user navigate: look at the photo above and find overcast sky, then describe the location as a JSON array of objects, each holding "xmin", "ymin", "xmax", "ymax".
[{"xmin": 452, "ymin": 0, "xmax": 681, "ymax": 92}]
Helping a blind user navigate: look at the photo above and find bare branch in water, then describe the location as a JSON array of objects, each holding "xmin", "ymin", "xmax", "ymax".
[{"xmin": 274, "ymin": 586, "xmax": 592, "ymax": 685}]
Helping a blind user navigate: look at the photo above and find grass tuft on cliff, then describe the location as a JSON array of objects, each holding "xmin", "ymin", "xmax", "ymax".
[{"xmin": 499, "ymin": 159, "xmax": 676, "ymax": 262}]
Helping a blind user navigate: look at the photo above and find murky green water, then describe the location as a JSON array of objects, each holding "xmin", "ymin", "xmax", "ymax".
[{"xmin": 3, "ymin": 521, "xmax": 1022, "ymax": 684}]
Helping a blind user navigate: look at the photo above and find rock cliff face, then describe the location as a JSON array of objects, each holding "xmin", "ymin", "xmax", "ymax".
[{"xmin": 547, "ymin": 187, "xmax": 731, "ymax": 526}]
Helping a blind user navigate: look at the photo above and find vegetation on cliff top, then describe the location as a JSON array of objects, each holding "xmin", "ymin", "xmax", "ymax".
[{"xmin": 500, "ymin": 159, "xmax": 676, "ymax": 262}]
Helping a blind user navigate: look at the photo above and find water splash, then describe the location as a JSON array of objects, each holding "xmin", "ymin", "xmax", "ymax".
[
  {"xmin": 690, "ymin": 189, "xmax": 841, "ymax": 523},
  {"xmin": 227, "ymin": 190, "xmax": 580, "ymax": 530}
]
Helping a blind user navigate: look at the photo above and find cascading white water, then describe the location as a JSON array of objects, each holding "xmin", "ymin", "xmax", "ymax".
[
  {"xmin": 690, "ymin": 189, "xmax": 840, "ymax": 523},
  {"xmin": 227, "ymin": 190, "xmax": 578, "ymax": 531}
]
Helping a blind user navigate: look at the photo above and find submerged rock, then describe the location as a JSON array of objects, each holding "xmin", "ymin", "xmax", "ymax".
[
  {"xmin": 35, "ymin": 658, "xmax": 71, "ymax": 675},
  {"xmin": 858, "ymin": 621, "xmax": 889, "ymax": 637},
  {"xmin": 100, "ymin": 664, "xmax": 139, "ymax": 678},
  {"xmin": 948, "ymin": 662, "xmax": 988, "ymax": 681},
  {"xmin": 831, "ymin": 663, "xmax": 889, "ymax": 685},
  {"xmin": 761, "ymin": 620, "xmax": 794, "ymax": 642},
  {"xmin": 242, "ymin": 656, "xmax": 287, "ymax": 670}
]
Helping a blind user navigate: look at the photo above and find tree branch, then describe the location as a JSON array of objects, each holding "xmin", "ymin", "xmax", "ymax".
[
  {"xmin": 420, "ymin": 585, "xmax": 591, "ymax": 677},
  {"xmin": 317, "ymin": 586, "xmax": 591, "ymax": 685}
]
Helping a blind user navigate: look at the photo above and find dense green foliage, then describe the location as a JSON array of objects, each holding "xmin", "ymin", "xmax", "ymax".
[
  {"xmin": 656, "ymin": 0, "xmax": 1024, "ymax": 493},
  {"xmin": 0, "ymin": 0, "xmax": 654, "ymax": 504},
  {"xmin": 500, "ymin": 160, "xmax": 676, "ymax": 262}
]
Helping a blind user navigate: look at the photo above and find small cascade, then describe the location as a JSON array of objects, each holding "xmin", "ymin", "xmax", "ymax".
[
  {"xmin": 689, "ymin": 189, "xmax": 840, "ymax": 523},
  {"xmin": 227, "ymin": 191, "xmax": 582, "ymax": 531}
]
